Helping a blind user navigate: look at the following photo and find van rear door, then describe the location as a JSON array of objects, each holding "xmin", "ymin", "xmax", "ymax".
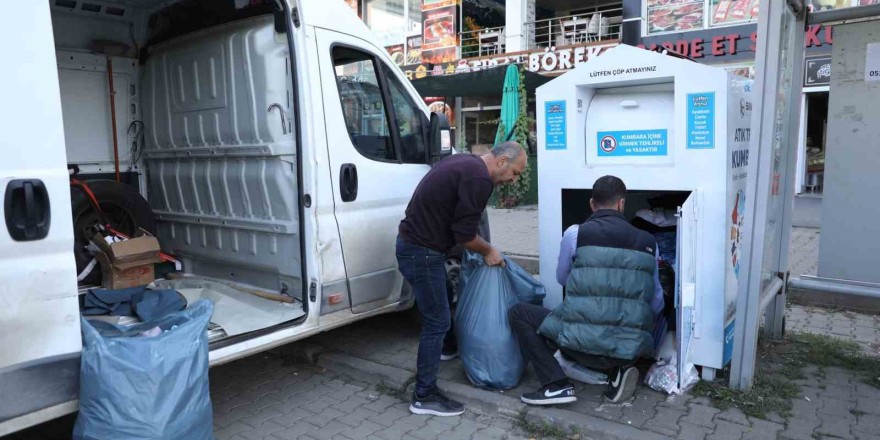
[
  {"xmin": 315, "ymin": 30, "xmax": 432, "ymax": 313},
  {"xmin": 0, "ymin": 1, "xmax": 81, "ymax": 433}
]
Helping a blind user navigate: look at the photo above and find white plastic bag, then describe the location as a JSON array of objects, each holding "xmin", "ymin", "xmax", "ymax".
[
  {"xmin": 645, "ymin": 359, "xmax": 699, "ymax": 395},
  {"xmin": 553, "ymin": 350, "xmax": 608, "ymax": 385}
]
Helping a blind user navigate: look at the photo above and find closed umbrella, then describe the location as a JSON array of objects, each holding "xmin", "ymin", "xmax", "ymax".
[{"xmin": 494, "ymin": 65, "xmax": 521, "ymax": 146}]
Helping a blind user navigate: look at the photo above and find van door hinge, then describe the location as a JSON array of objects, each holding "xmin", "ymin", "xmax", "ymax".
[
  {"xmin": 309, "ymin": 281, "xmax": 316, "ymax": 302},
  {"xmin": 291, "ymin": 7, "xmax": 301, "ymax": 27}
]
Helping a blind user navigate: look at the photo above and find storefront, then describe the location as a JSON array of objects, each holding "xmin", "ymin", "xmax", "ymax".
[
  {"xmin": 624, "ymin": 0, "xmax": 838, "ymax": 196},
  {"xmin": 401, "ymin": 41, "xmax": 617, "ymax": 151}
]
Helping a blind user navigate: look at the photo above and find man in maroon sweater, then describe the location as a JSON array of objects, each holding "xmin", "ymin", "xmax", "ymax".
[{"xmin": 397, "ymin": 141, "xmax": 527, "ymax": 416}]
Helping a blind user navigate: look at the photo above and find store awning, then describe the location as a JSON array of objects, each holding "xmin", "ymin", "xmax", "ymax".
[{"xmin": 409, "ymin": 66, "xmax": 553, "ymax": 98}]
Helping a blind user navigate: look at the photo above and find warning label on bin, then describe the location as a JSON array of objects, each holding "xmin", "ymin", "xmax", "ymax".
[
  {"xmin": 545, "ymin": 101, "xmax": 567, "ymax": 150},
  {"xmin": 687, "ymin": 92, "xmax": 715, "ymax": 149},
  {"xmin": 596, "ymin": 129, "xmax": 668, "ymax": 156}
]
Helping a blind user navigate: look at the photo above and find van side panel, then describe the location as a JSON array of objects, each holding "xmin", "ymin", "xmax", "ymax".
[{"xmin": 143, "ymin": 16, "xmax": 301, "ymax": 293}]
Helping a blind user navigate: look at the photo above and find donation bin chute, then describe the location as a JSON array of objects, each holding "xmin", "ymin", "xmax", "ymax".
[{"xmin": 536, "ymin": 45, "xmax": 754, "ymax": 384}]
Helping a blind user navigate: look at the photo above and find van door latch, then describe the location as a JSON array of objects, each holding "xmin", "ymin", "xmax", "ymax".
[{"xmin": 5, "ymin": 179, "xmax": 51, "ymax": 241}]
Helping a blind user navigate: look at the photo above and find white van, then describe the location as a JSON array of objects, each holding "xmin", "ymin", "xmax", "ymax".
[{"xmin": 0, "ymin": 0, "xmax": 457, "ymax": 434}]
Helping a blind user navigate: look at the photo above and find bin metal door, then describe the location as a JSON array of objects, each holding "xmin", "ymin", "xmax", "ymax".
[{"xmin": 676, "ymin": 191, "xmax": 698, "ymax": 388}]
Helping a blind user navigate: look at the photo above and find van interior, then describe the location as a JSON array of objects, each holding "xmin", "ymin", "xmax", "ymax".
[{"xmin": 51, "ymin": 0, "xmax": 306, "ymax": 345}]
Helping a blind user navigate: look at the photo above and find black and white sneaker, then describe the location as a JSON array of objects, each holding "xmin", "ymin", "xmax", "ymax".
[
  {"xmin": 440, "ymin": 348, "xmax": 459, "ymax": 361},
  {"xmin": 410, "ymin": 390, "xmax": 465, "ymax": 416},
  {"xmin": 521, "ymin": 383, "xmax": 577, "ymax": 406},
  {"xmin": 604, "ymin": 366, "xmax": 639, "ymax": 403}
]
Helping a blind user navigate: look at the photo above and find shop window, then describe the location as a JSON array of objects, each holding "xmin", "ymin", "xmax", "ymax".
[{"xmin": 333, "ymin": 48, "xmax": 396, "ymax": 162}]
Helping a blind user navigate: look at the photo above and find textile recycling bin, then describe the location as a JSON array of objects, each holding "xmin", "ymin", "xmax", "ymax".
[{"xmin": 536, "ymin": 45, "xmax": 754, "ymax": 381}]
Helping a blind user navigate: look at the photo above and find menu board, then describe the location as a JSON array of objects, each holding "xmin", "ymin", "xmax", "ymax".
[
  {"xmin": 405, "ymin": 34, "xmax": 423, "ymax": 66},
  {"xmin": 647, "ymin": 0, "xmax": 705, "ymax": 34},
  {"xmin": 385, "ymin": 44, "xmax": 405, "ymax": 66},
  {"xmin": 421, "ymin": 3, "xmax": 460, "ymax": 64},
  {"xmin": 711, "ymin": 0, "xmax": 760, "ymax": 25}
]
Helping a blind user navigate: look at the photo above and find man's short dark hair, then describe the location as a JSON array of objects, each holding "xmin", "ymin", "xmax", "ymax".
[{"xmin": 592, "ymin": 175, "xmax": 627, "ymax": 207}]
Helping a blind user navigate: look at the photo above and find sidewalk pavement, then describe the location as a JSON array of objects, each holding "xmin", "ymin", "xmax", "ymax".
[{"xmin": 293, "ymin": 207, "xmax": 879, "ymax": 440}]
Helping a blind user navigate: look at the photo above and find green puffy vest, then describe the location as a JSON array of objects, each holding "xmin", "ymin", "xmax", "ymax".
[{"xmin": 538, "ymin": 245, "xmax": 656, "ymax": 361}]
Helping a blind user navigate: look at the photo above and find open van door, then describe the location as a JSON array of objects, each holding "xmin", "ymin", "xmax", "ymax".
[
  {"xmin": 676, "ymin": 191, "xmax": 698, "ymax": 389},
  {"xmin": 0, "ymin": 1, "xmax": 81, "ymax": 434},
  {"xmin": 315, "ymin": 30, "xmax": 432, "ymax": 313}
]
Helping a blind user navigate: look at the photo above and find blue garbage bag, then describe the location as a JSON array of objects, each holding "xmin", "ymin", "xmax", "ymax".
[
  {"xmin": 73, "ymin": 300, "xmax": 214, "ymax": 440},
  {"xmin": 456, "ymin": 252, "xmax": 546, "ymax": 389}
]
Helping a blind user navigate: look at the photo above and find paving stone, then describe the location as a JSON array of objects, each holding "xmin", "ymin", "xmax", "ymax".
[
  {"xmin": 303, "ymin": 420, "xmax": 350, "ymax": 440},
  {"xmin": 306, "ymin": 407, "xmax": 348, "ymax": 427},
  {"xmin": 817, "ymin": 413, "xmax": 853, "ymax": 439},
  {"xmin": 240, "ymin": 407, "xmax": 287, "ymax": 429},
  {"xmin": 367, "ymin": 406, "xmax": 412, "ymax": 427},
  {"xmin": 447, "ymin": 418, "xmax": 484, "ymax": 438},
  {"xmin": 685, "ymin": 404, "xmax": 721, "ymax": 428},
  {"xmin": 707, "ymin": 420, "xmax": 749, "ymax": 440},
  {"xmin": 853, "ymin": 414, "xmax": 880, "ymax": 434},
  {"xmin": 238, "ymin": 420, "xmax": 288, "ymax": 440},
  {"xmin": 409, "ymin": 420, "xmax": 455, "ymax": 440},
  {"xmin": 339, "ymin": 420, "xmax": 385, "ymax": 439},
  {"xmin": 337, "ymin": 407, "xmax": 380, "ymax": 428},
  {"xmin": 271, "ymin": 408, "xmax": 319, "ymax": 429},
  {"xmin": 644, "ymin": 407, "xmax": 686, "ymax": 436},
  {"xmin": 471, "ymin": 427, "xmax": 506, "ymax": 440},
  {"xmin": 364, "ymin": 394, "xmax": 403, "ymax": 413},
  {"xmin": 679, "ymin": 421, "xmax": 714, "ymax": 440},
  {"xmin": 820, "ymin": 396, "xmax": 856, "ymax": 417},
  {"xmin": 331, "ymin": 396, "xmax": 372, "ymax": 414},
  {"xmin": 271, "ymin": 420, "xmax": 321, "ymax": 440},
  {"xmin": 790, "ymin": 397, "xmax": 821, "ymax": 419},
  {"xmin": 715, "ymin": 408, "xmax": 751, "ymax": 427},
  {"xmin": 215, "ymin": 421, "xmax": 255, "ymax": 440},
  {"xmin": 742, "ymin": 418, "xmax": 784, "ymax": 440},
  {"xmin": 373, "ymin": 421, "xmax": 420, "ymax": 440}
]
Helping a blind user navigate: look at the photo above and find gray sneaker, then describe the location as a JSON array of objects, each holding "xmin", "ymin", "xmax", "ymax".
[{"xmin": 409, "ymin": 390, "xmax": 465, "ymax": 416}]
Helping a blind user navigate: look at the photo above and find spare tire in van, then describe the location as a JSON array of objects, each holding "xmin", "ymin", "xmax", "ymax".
[{"xmin": 70, "ymin": 180, "xmax": 156, "ymax": 285}]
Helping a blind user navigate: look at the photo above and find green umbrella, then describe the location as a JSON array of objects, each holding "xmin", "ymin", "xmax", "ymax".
[{"xmin": 494, "ymin": 65, "xmax": 521, "ymax": 146}]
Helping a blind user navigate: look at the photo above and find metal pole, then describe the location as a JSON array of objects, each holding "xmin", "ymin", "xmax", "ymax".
[
  {"xmin": 789, "ymin": 276, "xmax": 880, "ymax": 299},
  {"xmin": 729, "ymin": 0, "xmax": 803, "ymax": 391},
  {"xmin": 808, "ymin": 3, "xmax": 880, "ymax": 25}
]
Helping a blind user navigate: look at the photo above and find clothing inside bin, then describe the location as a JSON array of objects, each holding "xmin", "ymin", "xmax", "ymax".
[{"xmin": 81, "ymin": 286, "xmax": 187, "ymax": 321}]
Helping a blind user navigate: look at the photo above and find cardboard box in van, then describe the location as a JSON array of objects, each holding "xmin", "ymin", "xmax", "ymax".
[{"xmin": 92, "ymin": 229, "xmax": 162, "ymax": 289}]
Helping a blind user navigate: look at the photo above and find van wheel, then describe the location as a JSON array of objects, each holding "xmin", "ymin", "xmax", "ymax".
[
  {"xmin": 445, "ymin": 257, "xmax": 461, "ymax": 305},
  {"xmin": 70, "ymin": 180, "xmax": 156, "ymax": 285}
]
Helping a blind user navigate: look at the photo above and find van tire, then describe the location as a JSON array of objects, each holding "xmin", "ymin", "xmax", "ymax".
[{"xmin": 70, "ymin": 180, "xmax": 156, "ymax": 285}]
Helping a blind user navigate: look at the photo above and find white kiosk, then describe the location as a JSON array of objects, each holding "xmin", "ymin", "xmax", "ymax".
[{"xmin": 536, "ymin": 45, "xmax": 754, "ymax": 379}]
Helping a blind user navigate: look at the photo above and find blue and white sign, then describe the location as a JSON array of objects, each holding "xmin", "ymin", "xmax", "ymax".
[
  {"xmin": 687, "ymin": 92, "xmax": 715, "ymax": 149},
  {"xmin": 545, "ymin": 101, "xmax": 567, "ymax": 150},
  {"xmin": 596, "ymin": 129, "xmax": 668, "ymax": 156},
  {"xmin": 723, "ymin": 319, "xmax": 735, "ymax": 365}
]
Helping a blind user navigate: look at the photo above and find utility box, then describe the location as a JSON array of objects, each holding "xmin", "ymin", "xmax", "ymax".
[
  {"xmin": 93, "ymin": 229, "xmax": 162, "ymax": 289},
  {"xmin": 536, "ymin": 45, "xmax": 754, "ymax": 378}
]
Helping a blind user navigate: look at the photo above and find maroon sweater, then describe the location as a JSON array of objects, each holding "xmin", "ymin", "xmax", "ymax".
[{"xmin": 399, "ymin": 154, "xmax": 493, "ymax": 253}]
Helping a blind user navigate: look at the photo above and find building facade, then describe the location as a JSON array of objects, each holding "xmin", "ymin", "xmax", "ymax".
[{"xmin": 346, "ymin": 0, "xmax": 870, "ymax": 195}]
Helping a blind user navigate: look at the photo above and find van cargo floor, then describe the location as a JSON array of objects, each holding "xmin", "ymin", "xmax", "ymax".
[{"xmin": 152, "ymin": 278, "xmax": 305, "ymax": 337}]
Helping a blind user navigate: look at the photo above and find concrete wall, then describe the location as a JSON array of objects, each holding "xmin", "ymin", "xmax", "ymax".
[{"xmin": 817, "ymin": 21, "xmax": 880, "ymax": 284}]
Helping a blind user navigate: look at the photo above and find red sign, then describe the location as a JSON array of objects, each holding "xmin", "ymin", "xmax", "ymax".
[{"xmin": 637, "ymin": 25, "xmax": 834, "ymax": 59}]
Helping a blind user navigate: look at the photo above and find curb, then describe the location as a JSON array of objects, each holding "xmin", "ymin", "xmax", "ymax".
[
  {"xmin": 315, "ymin": 350, "xmax": 672, "ymax": 440},
  {"xmin": 508, "ymin": 255, "xmax": 539, "ymax": 275}
]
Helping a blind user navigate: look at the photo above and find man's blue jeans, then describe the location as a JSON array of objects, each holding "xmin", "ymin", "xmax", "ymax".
[{"xmin": 396, "ymin": 237, "xmax": 450, "ymax": 396}]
